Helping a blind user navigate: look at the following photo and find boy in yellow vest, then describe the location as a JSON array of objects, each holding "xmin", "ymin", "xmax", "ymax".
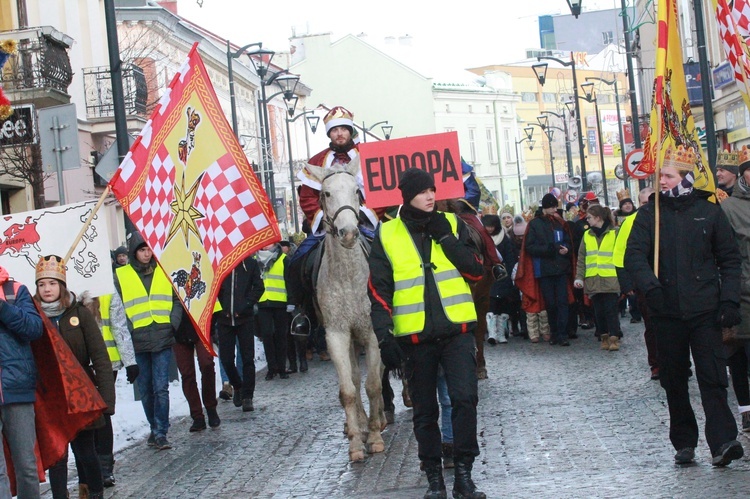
[{"xmin": 368, "ymin": 168, "xmax": 486, "ymax": 499}]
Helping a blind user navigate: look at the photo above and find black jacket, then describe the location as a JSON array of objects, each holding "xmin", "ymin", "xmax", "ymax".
[
  {"xmin": 368, "ymin": 214, "xmax": 484, "ymax": 345},
  {"xmin": 215, "ymin": 257, "xmax": 264, "ymax": 326},
  {"xmin": 490, "ymin": 231, "xmax": 519, "ymax": 299},
  {"xmin": 524, "ymin": 214, "xmax": 574, "ymax": 278},
  {"xmin": 624, "ymin": 190, "xmax": 741, "ymax": 319}
]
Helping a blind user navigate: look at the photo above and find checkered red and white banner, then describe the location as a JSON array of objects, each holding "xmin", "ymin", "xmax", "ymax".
[
  {"xmin": 714, "ymin": 0, "xmax": 750, "ymax": 110},
  {"xmin": 110, "ymin": 42, "xmax": 280, "ymax": 352}
]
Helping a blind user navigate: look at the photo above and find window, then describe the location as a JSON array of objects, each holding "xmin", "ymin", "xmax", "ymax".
[
  {"xmin": 444, "ymin": 127, "xmax": 455, "ymax": 133},
  {"xmin": 543, "ymin": 92, "xmax": 557, "ymax": 103},
  {"xmin": 468, "ymin": 105, "xmax": 473, "ymax": 114},
  {"xmin": 503, "ymin": 129, "xmax": 513, "ymax": 162},
  {"xmin": 469, "ymin": 128, "xmax": 477, "ymax": 162},
  {"xmin": 486, "ymin": 128, "xmax": 495, "ymax": 162},
  {"xmin": 486, "ymin": 105, "xmax": 491, "ymax": 114},
  {"xmin": 602, "ymin": 31, "xmax": 614, "ymax": 45},
  {"xmin": 521, "ymin": 92, "xmax": 537, "ymax": 102},
  {"xmin": 445, "ymin": 104, "xmax": 450, "ymax": 113}
]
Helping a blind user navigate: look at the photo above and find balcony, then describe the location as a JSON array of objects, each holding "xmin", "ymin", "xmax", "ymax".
[
  {"xmin": 0, "ymin": 26, "xmax": 74, "ymax": 108},
  {"xmin": 83, "ymin": 63, "xmax": 148, "ymax": 121}
]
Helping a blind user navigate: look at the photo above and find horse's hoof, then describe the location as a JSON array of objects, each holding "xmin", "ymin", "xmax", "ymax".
[
  {"xmin": 369, "ymin": 441, "xmax": 385, "ymax": 454},
  {"xmin": 350, "ymin": 450, "xmax": 366, "ymax": 461},
  {"xmin": 384, "ymin": 409, "xmax": 395, "ymax": 426},
  {"xmin": 477, "ymin": 367, "xmax": 488, "ymax": 380}
]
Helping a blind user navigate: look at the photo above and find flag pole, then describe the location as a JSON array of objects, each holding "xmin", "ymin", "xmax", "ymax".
[
  {"xmin": 63, "ymin": 185, "xmax": 112, "ymax": 264},
  {"xmin": 654, "ymin": 106, "xmax": 662, "ymax": 279}
]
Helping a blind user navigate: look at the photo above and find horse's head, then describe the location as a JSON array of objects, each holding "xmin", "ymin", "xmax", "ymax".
[{"xmin": 306, "ymin": 158, "xmax": 361, "ymax": 249}]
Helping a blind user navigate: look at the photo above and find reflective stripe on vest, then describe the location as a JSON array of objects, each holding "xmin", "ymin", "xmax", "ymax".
[
  {"xmin": 380, "ymin": 213, "xmax": 476, "ymax": 336},
  {"xmin": 98, "ymin": 294, "xmax": 121, "ymax": 363},
  {"xmin": 613, "ymin": 214, "xmax": 635, "ymax": 268},
  {"xmin": 584, "ymin": 230, "xmax": 618, "ymax": 278},
  {"xmin": 115, "ymin": 264, "xmax": 173, "ymax": 328},
  {"xmin": 259, "ymin": 254, "xmax": 287, "ymax": 303}
]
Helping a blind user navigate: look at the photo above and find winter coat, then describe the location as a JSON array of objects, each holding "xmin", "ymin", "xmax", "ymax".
[
  {"xmin": 114, "ymin": 232, "xmax": 181, "ymax": 354},
  {"xmin": 368, "ymin": 214, "xmax": 484, "ymax": 344},
  {"xmin": 624, "ymin": 190, "xmax": 741, "ymax": 319},
  {"xmin": 215, "ymin": 256, "xmax": 264, "ymax": 326},
  {"xmin": 55, "ymin": 298, "xmax": 116, "ymax": 417},
  {"xmin": 489, "ymin": 229, "xmax": 519, "ymax": 300},
  {"xmin": 575, "ymin": 224, "xmax": 621, "ymax": 296},
  {"xmin": 719, "ymin": 185, "xmax": 750, "ymax": 340},
  {"xmin": 524, "ymin": 214, "xmax": 574, "ymax": 278},
  {"xmin": 0, "ymin": 272, "xmax": 43, "ymax": 406},
  {"xmin": 81, "ymin": 291, "xmax": 136, "ymax": 370}
]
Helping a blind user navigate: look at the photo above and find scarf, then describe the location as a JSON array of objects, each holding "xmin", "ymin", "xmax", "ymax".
[
  {"xmin": 256, "ymin": 248, "xmax": 278, "ymax": 274},
  {"xmin": 399, "ymin": 203, "xmax": 434, "ymax": 228},
  {"xmin": 39, "ymin": 290, "xmax": 73, "ymax": 318},
  {"xmin": 131, "ymin": 257, "xmax": 156, "ymax": 276},
  {"xmin": 590, "ymin": 218, "xmax": 611, "ymax": 238},
  {"xmin": 738, "ymin": 176, "xmax": 750, "ymax": 194},
  {"xmin": 491, "ymin": 229, "xmax": 505, "ymax": 247},
  {"xmin": 662, "ymin": 171, "xmax": 695, "ymax": 198}
]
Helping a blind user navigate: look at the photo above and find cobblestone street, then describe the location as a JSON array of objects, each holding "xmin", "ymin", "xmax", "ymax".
[{"xmin": 46, "ymin": 317, "xmax": 750, "ymax": 498}]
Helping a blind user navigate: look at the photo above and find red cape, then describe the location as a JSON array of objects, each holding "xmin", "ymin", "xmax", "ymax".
[{"xmin": 3, "ymin": 304, "xmax": 107, "ymax": 495}]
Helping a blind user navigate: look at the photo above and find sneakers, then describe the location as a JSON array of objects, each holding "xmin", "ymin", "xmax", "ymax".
[
  {"xmin": 712, "ymin": 440, "xmax": 744, "ymax": 467},
  {"xmin": 742, "ymin": 411, "xmax": 750, "ymax": 432},
  {"xmin": 207, "ymin": 407, "xmax": 221, "ymax": 428},
  {"xmin": 242, "ymin": 398, "xmax": 254, "ymax": 412},
  {"xmin": 219, "ymin": 382, "xmax": 233, "ymax": 401},
  {"xmin": 154, "ymin": 436, "xmax": 172, "ymax": 450},
  {"xmin": 147, "ymin": 432, "xmax": 156, "ymax": 447},
  {"xmin": 674, "ymin": 447, "xmax": 695, "ymax": 464},
  {"xmin": 189, "ymin": 417, "xmax": 207, "ymax": 432}
]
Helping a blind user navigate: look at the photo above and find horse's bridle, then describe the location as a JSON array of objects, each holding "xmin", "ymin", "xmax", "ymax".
[{"xmin": 320, "ymin": 170, "xmax": 359, "ymax": 238}]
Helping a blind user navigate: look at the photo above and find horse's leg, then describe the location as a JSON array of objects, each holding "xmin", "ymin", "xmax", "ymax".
[
  {"xmin": 363, "ymin": 329, "xmax": 385, "ymax": 453},
  {"xmin": 349, "ymin": 337, "xmax": 368, "ymax": 441},
  {"xmin": 473, "ymin": 272, "xmax": 491, "ymax": 380},
  {"xmin": 326, "ymin": 328, "xmax": 366, "ymax": 461}
]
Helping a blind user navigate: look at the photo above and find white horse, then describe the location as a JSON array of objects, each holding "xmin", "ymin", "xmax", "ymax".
[{"xmin": 306, "ymin": 159, "xmax": 385, "ymax": 461}]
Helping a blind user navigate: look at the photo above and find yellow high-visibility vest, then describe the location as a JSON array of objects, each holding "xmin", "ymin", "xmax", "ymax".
[
  {"xmin": 259, "ymin": 254, "xmax": 287, "ymax": 303},
  {"xmin": 115, "ymin": 264, "xmax": 173, "ymax": 328},
  {"xmin": 584, "ymin": 229, "xmax": 618, "ymax": 278},
  {"xmin": 380, "ymin": 213, "xmax": 476, "ymax": 336},
  {"xmin": 98, "ymin": 294, "xmax": 121, "ymax": 363},
  {"xmin": 613, "ymin": 213, "xmax": 636, "ymax": 268}
]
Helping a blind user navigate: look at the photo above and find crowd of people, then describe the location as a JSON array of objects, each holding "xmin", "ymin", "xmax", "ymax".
[{"xmin": 2, "ymin": 106, "xmax": 750, "ymax": 499}]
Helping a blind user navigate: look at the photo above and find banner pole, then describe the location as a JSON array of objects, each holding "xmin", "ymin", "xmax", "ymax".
[
  {"xmin": 63, "ymin": 185, "xmax": 111, "ymax": 264},
  {"xmin": 654, "ymin": 105, "xmax": 662, "ymax": 279}
]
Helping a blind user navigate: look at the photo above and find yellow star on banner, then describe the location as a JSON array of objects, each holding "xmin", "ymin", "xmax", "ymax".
[{"xmin": 166, "ymin": 174, "xmax": 204, "ymax": 246}]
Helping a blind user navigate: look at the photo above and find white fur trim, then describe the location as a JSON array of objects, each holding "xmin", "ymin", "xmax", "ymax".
[
  {"xmin": 739, "ymin": 405, "xmax": 750, "ymax": 413},
  {"xmin": 298, "ymin": 168, "xmax": 322, "ymax": 190},
  {"xmin": 311, "ymin": 210, "xmax": 325, "ymax": 236},
  {"xmin": 326, "ymin": 117, "xmax": 354, "ymax": 134}
]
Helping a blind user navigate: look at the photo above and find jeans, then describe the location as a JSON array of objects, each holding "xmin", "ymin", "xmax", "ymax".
[
  {"xmin": 258, "ymin": 307, "xmax": 290, "ymax": 375},
  {"xmin": 49, "ymin": 430, "xmax": 102, "ymax": 498},
  {"xmin": 653, "ymin": 313, "xmax": 738, "ymax": 455},
  {"xmin": 538, "ymin": 274, "xmax": 570, "ymax": 342},
  {"xmin": 402, "ymin": 333, "xmax": 479, "ymax": 464},
  {"xmin": 217, "ymin": 320, "xmax": 256, "ymax": 400},
  {"xmin": 437, "ymin": 369, "xmax": 453, "ymax": 443},
  {"xmin": 173, "ymin": 340, "xmax": 217, "ymax": 420},
  {"xmin": 135, "ymin": 348, "xmax": 173, "ymax": 439},
  {"xmin": 591, "ymin": 293, "xmax": 622, "ymax": 338},
  {"xmin": 0, "ymin": 403, "xmax": 39, "ymax": 499}
]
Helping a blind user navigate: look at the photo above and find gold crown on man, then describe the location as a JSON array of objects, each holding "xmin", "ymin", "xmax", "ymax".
[
  {"xmin": 739, "ymin": 145, "xmax": 750, "ymax": 166},
  {"xmin": 616, "ymin": 188, "xmax": 631, "ymax": 202},
  {"xmin": 716, "ymin": 150, "xmax": 739, "ymax": 168},
  {"xmin": 663, "ymin": 145, "xmax": 697, "ymax": 172},
  {"xmin": 35, "ymin": 255, "xmax": 67, "ymax": 283}
]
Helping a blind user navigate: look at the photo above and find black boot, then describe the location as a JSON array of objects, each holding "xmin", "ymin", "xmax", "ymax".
[
  {"xmin": 452, "ymin": 460, "xmax": 485, "ymax": 499},
  {"xmin": 99, "ymin": 454, "xmax": 115, "ymax": 487},
  {"xmin": 423, "ymin": 462, "xmax": 446, "ymax": 499}
]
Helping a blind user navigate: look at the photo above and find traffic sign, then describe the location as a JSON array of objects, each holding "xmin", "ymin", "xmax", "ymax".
[
  {"xmin": 564, "ymin": 189, "xmax": 578, "ymax": 203},
  {"xmin": 624, "ymin": 148, "xmax": 649, "ymax": 180}
]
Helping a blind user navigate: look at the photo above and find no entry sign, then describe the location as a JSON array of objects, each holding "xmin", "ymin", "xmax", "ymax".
[{"xmin": 624, "ymin": 148, "xmax": 650, "ymax": 180}]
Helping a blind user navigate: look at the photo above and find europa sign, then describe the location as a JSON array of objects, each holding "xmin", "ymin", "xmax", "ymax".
[{"xmin": 359, "ymin": 131, "xmax": 464, "ymax": 209}]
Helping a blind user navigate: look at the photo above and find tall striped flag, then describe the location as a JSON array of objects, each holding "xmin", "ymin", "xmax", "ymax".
[
  {"xmin": 641, "ymin": 0, "xmax": 715, "ymax": 194},
  {"xmin": 110, "ymin": 43, "xmax": 280, "ymax": 352},
  {"xmin": 713, "ymin": 0, "xmax": 750, "ymax": 111}
]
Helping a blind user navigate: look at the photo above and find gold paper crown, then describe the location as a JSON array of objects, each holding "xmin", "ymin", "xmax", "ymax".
[
  {"xmin": 323, "ymin": 106, "xmax": 354, "ymax": 134},
  {"xmin": 616, "ymin": 188, "xmax": 631, "ymax": 202},
  {"xmin": 716, "ymin": 150, "xmax": 739, "ymax": 168},
  {"xmin": 739, "ymin": 145, "xmax": 750, "ymax": 166},
  {"xmin": 35, "ymin": 255, "xmax": 66, "ymax": 284},
  {"xmin": 663, "ymin": 145, "xmax": 698, "ymax": 171}
]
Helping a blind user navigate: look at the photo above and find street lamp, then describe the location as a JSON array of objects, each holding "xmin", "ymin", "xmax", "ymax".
[
  {"xmin": 580, "ymin": 81, "xmax": 610, "ymax": 206},
  {"xmin": 567, "ymin": 0, "xmax": 583, "ymax": 18},
  {"xmin": 529, "ymin": 121, "xmax": 558, "ymax": 187},
  {"xmin": 540, "ymin": 109, "xmax": 574, "ymax": 179},
  {"xmin": 226, "ymin": 40, "xmax": 262, "ymax": 137},
  {"xmin": 514, "ymin": 126, "xmax": 536, "ymax": 209},
  {"xmin": 585, "ymin": 76, "xmax": 629, "ymax": 191},
  {"xmin": 532, "ymin": 53, "xmax": 588, "ymax": 190},
  {"xmin": 284, "ymin": 97, "xmax": 320, "ymax": 233},
  {"xmin": 361, "ymin": 120, "xmax": 392, "ymax": 143}
]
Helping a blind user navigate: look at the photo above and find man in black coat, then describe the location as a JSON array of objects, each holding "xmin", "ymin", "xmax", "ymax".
[
  {"xmin": 624, "ymin": 152, "xmax": 743, "ymax": 466},
  {"xmin": 214, "ymin": 257, "xmax": 264, "ymax": 412}
]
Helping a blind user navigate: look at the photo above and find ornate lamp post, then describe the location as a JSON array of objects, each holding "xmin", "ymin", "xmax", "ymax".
[
  {"xmin": 540, "ymin": 109, "xmax": 574, "ymax": 179},
  {"xmin": 580, "ymin": 81, "xmax": 610, "ymax": 206},
  {"xmin": 513, "ymin": 126, "xmax": 536, "ymax": 209},
  {"xmin": 361, "ymin": 120, "xmax": 393, "ymax": 142},
  {"xmin": 567, "ymin": 0, "xmax": 583, "ymax": 18},
  {"xmin": 284, "ymin": 96, "xmax": 320, "ymax": 233},
  {"xmin": 585, "ymin": 76, "xmax": 629, "ymax": 191}
]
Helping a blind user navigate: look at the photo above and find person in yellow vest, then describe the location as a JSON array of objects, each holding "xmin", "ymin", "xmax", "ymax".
[
  {"xmin": 368, "ymin": 168, "xmax": 486, "ymax": 499},
  {"xmin": 114, "ymin": 232, "xmax": 182, "ymax": 451},
  {"xmin": 573, "ymin": 205, "xmax": 622, "ymax": 351},
  {"xmin": 256, "ymin": 242, "xmax": 292, "ymax": 380}
]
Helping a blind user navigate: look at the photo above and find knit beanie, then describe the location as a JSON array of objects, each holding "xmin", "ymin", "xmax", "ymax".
[
  {"xmin": 541, "ymin": 193, "xmax": 559, "ymax": 209},
  {"xmin": 618, "ymin": 198, "xmax": 634, "ymax": 210},
  {"xmin": 114, "ymin": 246, "xmax": 128, "ymax": 257},
  {"xmin": 398, "ymin": 168, "xmax": 435, "ymax": 204}
]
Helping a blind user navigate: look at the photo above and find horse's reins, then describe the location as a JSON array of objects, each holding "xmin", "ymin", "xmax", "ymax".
[{"xmin": 320, "ymin": 170, "xmax": 359, "ymax": 238}]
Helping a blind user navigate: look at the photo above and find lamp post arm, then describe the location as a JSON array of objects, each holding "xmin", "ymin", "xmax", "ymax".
[
  {"xmin": 230, "ymin": 42, "xmax": 263, "ymax": 60},
  {"xmin": 537, "ymin": 55, "xmax": 572, "ymax": 68},
  {"xmin": 289, "ymin": 109, "xmax": 316, "ymax": 123}
]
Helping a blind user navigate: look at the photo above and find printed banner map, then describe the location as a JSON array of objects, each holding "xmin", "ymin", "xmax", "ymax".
[{"xmin": 0, "ymin": 201, "xmax": 113, "ymax": 297}]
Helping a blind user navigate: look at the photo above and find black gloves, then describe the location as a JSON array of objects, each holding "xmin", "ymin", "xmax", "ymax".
[
  {"xmin": 719, "ymin": 302, "xmax": 742, "ymax": 328},
  {"xmin": 645, "ymin": 287, "xmax": 666, "ymax": 315},
  {"xmin": 125, "ymin": 364, "xmax": 140, "ymax": 384},
  {"xmin": 378, "ymin": 333, "xmax": 406, "ymax": 371},
  {"xmin": 426, "ymin": 212, "xmax": 452, "ymax": 242}
]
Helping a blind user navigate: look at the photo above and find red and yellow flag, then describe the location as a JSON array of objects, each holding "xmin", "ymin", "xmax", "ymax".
[
  {"xmin": 110, "ymin": 43, "xmax": 280, "ymax": 352},
  {"xmin": 641, "ymin": 0, "xmax": 715, "ymax": 194}
]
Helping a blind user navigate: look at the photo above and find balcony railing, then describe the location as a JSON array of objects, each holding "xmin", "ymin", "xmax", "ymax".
[
  {"xmin": 83, "ymin": 63, "xmax": 148, "ymax": 119},
  {"xmin": 0, "ymin": 27, "xmax": 73, "ymax": 95}
]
